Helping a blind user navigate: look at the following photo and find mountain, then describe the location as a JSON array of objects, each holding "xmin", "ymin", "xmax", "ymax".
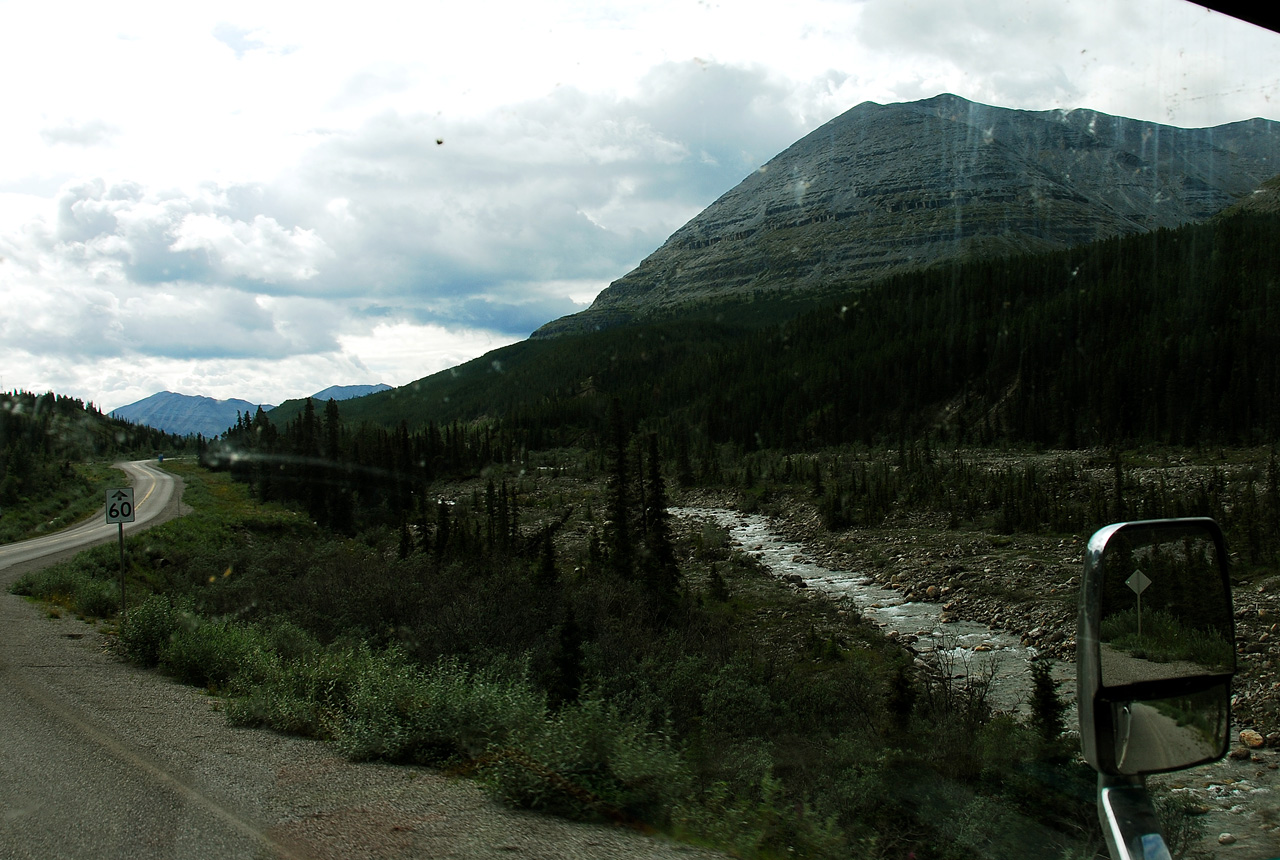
[
  {"xmin": 113, "ymin": 385, "xmax": 393, "ymax": 437},
  {"xmin": 535, "ymin": 93, "xmax": 1280, "ymax": 337},
  {"xmin": 310, "ymin": 384, "xmax": 392, "ymax": 401},
  {"xmin": 111, "ymin": 392, "xmax": 274, "ymax": 438}
]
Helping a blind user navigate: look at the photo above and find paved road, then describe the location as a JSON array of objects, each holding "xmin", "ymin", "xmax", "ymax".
[
  {"xmin": 0, "ymin": 460, "xmax": 179, "ymax": 574},
  {"xmin": 0, "ymin": 462, "xmax": 721, "ymax": 860}
]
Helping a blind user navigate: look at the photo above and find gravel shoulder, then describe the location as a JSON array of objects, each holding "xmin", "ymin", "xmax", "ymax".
[{"xmin": 0, "ymin": 473, "xmax": 725, "ymax": 860}]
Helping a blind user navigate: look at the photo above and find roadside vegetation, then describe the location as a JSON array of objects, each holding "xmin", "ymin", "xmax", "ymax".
[
  {"xmin": 1100, "ymin": 608, "xmax": 1236, "ymax": 669},
  {"xmin": 25, "ymin": 440, "xmax": 1258, "ymax": 858},
  {"xmin": 0, "ymin": 461, "xmax": 121, "ymax": 544}
]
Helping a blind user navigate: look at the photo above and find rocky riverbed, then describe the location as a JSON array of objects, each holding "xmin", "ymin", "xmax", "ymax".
[{"xmin": 761, "ymin": 500, "xmax": 1280, "ymax": 743}]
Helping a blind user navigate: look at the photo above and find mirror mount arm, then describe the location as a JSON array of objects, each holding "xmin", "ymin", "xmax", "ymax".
[{"xmin": 1097, "ymin": 774, "xmax": 1173, "ymax": 860}]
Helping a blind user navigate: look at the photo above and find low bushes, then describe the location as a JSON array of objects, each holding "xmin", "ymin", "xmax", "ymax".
[
  {"xmin": 478, "ymin": 695, "xmax": 689, "ymax": 824},
  {"xmin": 10, "ymin": 556, "xmax": 120, "ymax": 619},
  {"xmin": 145, "ymin": 620, "xmax": 692, "ymax": 826},
  {"xmin": 117, "ymin": 593, "xmax": 187, "ymax": 666}
]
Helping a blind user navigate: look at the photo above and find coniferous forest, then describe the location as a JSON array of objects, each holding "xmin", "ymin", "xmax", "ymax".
[{"xmin": 231, "ymin": 209, "xmax": 1280, "ymax": 560}]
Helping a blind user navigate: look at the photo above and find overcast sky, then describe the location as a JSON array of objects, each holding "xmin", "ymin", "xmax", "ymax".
[{"xmin": 2, "ymin": 0, "xmax": 1277, "ymax": 412}]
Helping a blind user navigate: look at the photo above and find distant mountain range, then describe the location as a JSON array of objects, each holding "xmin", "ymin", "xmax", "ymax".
[
  {"xmin": 309, "ymin": 384, "xmax": 393, "ymax": 403},
  {"xmin": 536, "ymin": 93, "xmax": 1280, "ymax": 336},
  {"xmin": 111, "ymin": 384, "xmax": 391, "ymax": 437}
]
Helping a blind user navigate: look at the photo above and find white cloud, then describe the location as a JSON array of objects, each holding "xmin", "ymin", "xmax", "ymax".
[
  {"xmin": 338, "ymin": 321, "xmax": 522, "ymax": 386},
  {"xmin": 169, "ymin": 213, "xmax": 332, "ymax": 283},
  {"xmin": 40, "ymin": 119, "xmax": 119, "ymax": 148}
]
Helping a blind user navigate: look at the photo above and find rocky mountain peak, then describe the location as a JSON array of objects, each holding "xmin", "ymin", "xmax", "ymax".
[{"xmin": 535, "ymin": 94, "xmax": 1280, "ymax": 337}]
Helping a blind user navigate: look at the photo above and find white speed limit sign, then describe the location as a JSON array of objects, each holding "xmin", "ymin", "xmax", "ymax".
[{"xmin": 106, "ymin": 488, "xmax": 135, "ymax": 524}]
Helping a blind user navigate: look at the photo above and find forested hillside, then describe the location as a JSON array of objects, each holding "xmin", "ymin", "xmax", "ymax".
[{"xmin": 304, "ymin": 208, "xmax": 1280, "ymax": 453}]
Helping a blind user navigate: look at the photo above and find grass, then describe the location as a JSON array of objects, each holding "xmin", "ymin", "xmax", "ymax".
[{"xmin": 1100, "ymin": 607, "xmax": 1235, "ymax": 670}]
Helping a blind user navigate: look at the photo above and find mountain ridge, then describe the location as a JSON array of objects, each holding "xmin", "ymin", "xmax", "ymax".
[
  {"xmin": 535, "ymin": 93, "xmax": 1280, "ymax": 337},
  {"xmin": 111, "ymin": 384, "xmax": 391, "ymax": 437}
]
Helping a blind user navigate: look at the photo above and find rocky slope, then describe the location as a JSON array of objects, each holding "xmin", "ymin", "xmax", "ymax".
[{"xmin": 536, "ymin": 93, "xmax": 1280, "ymax": 336}]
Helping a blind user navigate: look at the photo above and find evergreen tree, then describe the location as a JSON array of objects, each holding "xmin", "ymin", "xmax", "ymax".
[
  {"xmin": 603, "ymin": 398, "xmax": 634, "ymax": 578},
  {"xmin": 1028, "ymin": 658, "xmax": 1067, "ymax": 756},
  {"xmin": 434, "ymin": 499, "xmax": 451, "ymax": 560},
  {"xmin": 546, "ymin": 612, "xmax": 583, "ymax": 709},
  {"xmin": 641, "ymin": 432, "xmax": 680, "ymax": 609}
]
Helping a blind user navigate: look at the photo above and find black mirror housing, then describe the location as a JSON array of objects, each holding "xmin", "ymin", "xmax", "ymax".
[{"xmin": 1078, "ymin": 518, "xmax": 1235, "ymax": 776}]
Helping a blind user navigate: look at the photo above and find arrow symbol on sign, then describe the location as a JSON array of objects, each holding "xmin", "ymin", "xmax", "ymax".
[{"xmin": 111, "ymin": 490, "xmax": 130, "ymax": 501}]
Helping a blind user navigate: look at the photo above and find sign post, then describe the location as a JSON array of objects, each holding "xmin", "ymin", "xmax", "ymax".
[
  {"xmin": 1126, "ymin": 568, "xmax": 1152, "ymax": 638},
  {"xmin": 106, "ymin": 488, "xmax": 135, "ymax": 619}
]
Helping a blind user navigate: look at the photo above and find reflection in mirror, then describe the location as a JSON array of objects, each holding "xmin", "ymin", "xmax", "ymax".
[
  {"xmin": 1098, "ymin": 524, "xmax": 1234, "ymax": 689},
  {"xmin": 1110, "ymin": 683, "xmax": 1232, "ymax": 774}
]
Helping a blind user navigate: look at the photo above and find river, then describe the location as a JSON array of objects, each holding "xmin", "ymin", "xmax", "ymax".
[{"xmin": 673, "ymin": 506, "xmax": 1076, "ymax": 719}]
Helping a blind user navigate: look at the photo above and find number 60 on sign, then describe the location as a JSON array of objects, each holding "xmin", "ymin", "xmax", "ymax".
[{"xmin": 106, "ymin": 488, "xmax": 135, "ymax": 524}]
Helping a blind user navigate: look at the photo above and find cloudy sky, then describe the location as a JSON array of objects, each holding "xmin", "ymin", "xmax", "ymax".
[{"xmin": 2, "ymin": 0, "xmax": 1277, "ymax": 412}]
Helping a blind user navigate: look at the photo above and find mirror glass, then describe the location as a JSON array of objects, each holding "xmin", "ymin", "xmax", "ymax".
[
  {"xmin": 1098, "ymin": 523, "xmax": 1235, "ymax": 688},
  {"xmin": 1110, "ymin": 683, "xmax": 1232, "ymax": 774}
]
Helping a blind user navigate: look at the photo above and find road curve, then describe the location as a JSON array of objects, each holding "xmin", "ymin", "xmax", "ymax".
[{"xmin": 0, "ymin": 460, "xmax": 180, "ymax": 576}]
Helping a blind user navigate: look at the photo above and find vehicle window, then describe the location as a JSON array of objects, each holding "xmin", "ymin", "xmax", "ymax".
[{"xmin": 1, "ymin": 3, "xmax": 1277, "ymax": 860}]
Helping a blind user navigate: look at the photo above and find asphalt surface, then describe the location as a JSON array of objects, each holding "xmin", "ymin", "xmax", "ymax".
[{"xmin": 0, "ymin": 462, "xmax": 723, "ymax": 860}]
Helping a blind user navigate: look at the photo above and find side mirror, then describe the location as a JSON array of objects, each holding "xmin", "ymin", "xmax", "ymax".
[{"xmin": 1078, "ymin": 518, "xmax": 1235, "ymax": 776}]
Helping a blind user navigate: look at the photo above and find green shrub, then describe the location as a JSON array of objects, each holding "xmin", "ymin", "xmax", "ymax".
[
  {"xmin": 256, "ymin": 617, "xmax": 320, "ymax": 660},
  {"xmin": 118, "ymin": 594, "xmax": 186, "ymax": 667},
  {"xmin": 700, "ymin": 660, "xmax": 779, "ymax": 738},
  {"xmin": 226, "ymin": 644, "xmax": 363, "ymax": 737},
  {"xmin": 479, "ymin": 695, "xmax": 689, "ymax": 825},
  {"xmin": 329, "ymin": 646, "xmax": 425, "ymax": 761},
  {"xmin": 79, "ymin": 579, "xmax": 121, "ymax": 618},
  {"xmin": 12, "ymin": 564, "xmax": 87, "ymax": 602},
  {"xmin": 673, "ymin": 774, "xmax": 846, "ymax": 860},
  {"xmin": 227, "ymin": 645, "xmax": 548, "ymax": 766},
  {"xmin": 10, "ymin": 560, "xmax": 123, "ymax": 619},
  {"xmin": 336, "ymin": 652, "xmax": 547, "ymax": 765},
  {"xmin": 158, "ymin": 616, "xmax": 271, "ymax": 690}
]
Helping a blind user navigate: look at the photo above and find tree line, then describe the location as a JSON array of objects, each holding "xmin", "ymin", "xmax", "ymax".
[{"xmin": 0, "ymin": 390, "xmax": 186, "ymax": 507}]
